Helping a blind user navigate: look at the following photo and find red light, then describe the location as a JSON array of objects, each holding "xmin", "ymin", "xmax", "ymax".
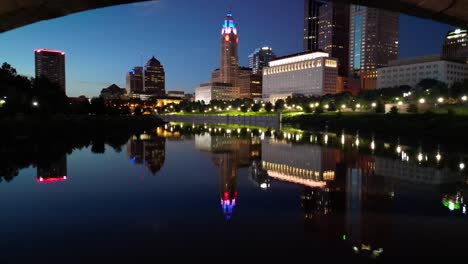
[
  {"xmin": 37, "ymin": 176, "xmax": 67, "ymax": 183},
  {"xmin": 34, "ymin": 49, "xmax": 66, "ymax": 55},
  {"xmin": 225, "ymin": 35, "xmax": 230, "ymax": 42},
  {"xmin": 236, "ymin": 37, "xmax": 239, "ymax": 44}
]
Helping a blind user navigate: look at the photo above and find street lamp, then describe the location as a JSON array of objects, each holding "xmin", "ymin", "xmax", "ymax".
[
  {"xmin": 371, "ymin": 102, "xmax": 377, "ymax": 108},
  {"xmin": 418, "ymin": 98, "xmax": 426, "ymax": 104},
  {"xmin": 32, "ymin": 101, "xmax": 39, "ymax": 107},
  {"xmin": 462, "ymin": 95, "xmax": 467, "ymax": 102},
  {"xmin": 438, "ymin": 97, "xmax": 444, "ymax": 103}
]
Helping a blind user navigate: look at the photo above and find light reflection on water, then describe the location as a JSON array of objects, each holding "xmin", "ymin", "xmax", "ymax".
[{"xmin": 0, "ymin": 122, "xmax": 467, "ymax": 259}]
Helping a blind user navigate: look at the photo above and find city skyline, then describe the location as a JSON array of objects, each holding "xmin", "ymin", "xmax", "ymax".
[{"xmin": 0, "ymin": 0, "xmax": 455, "ymax": 97}]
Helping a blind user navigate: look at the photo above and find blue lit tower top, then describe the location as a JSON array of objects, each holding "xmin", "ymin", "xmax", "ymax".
[{"xmin": 221, "ymin": 13, "xmax": 238, "ymax": 40}]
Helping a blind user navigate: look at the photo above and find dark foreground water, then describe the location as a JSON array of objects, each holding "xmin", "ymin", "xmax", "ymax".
[{"xmin": 0, "ymin": 123, "xmax": 467, "ymax": 261}]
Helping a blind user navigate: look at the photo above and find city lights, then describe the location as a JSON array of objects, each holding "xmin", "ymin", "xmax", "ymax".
[
  {"xmin": 419, "ymin": 98, "xmax": 426, "ymax": 104},
  {"xmin": 356, "ymin": 104, "xmax": 361, "ymax": 109},
  {"xmin": 460, "ymin": 163, "xmax": 465, "ymax": 170},
  {"xmin": 462, "ymin": 95, "xmax": 467, "ymax": 101},
  {"xmin": 438, "ymin": 97, "xmax": 444, "ymax": 103},
  {"xmin": 32, "ymin": 101, "xmax": 39, "ymax": 107},
  {"xmin": 341, "ymin": 104, "xmax": 346, "ymax": 109},
  {"xmin": 371, "ymin": 102, "xmax": 377, "ymax": 108}
]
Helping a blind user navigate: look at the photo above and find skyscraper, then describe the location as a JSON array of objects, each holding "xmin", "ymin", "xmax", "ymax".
[
  {"xmin": 349, "ymin": 5, "xmax": 399, "ymax": 90},
  {"xmin": 317, "ymin": 1, "xmax": 349, "ymax": 77},
  {"xmin": 248, "ymin": 47, "xmax": 277, "ymax": 74},
  {"xmin": 34, "ymin": 49, "xmax": 66, "ymax": 92},
  {"xmin": 304, "ymin": 0, "xmax": 325, "ymax": 51},
  {"xmin": 144, "ymin": 56, "xmax": 165, "ymax": 96},
  {"xmin": 218, "ymin": 12, "xmax": 239, "ymax": 85},
  {"xmin": 126, "ymin": 66, "xmax": 144, "ymax": 94},
  {"xmin": 442, "ymin": 28, "xmax": 468, "ymax": 63}
]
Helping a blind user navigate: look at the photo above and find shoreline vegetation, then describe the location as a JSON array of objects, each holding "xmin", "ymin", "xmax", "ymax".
[{"xmin": 0, "ymin": 114, "xmax": 164, "ymax": 139}]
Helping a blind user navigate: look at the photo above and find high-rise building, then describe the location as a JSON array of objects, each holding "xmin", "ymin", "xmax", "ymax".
[
  {"xmin": 217, "ymin": 12, "xmax": 239, "ymax": 85},
  {"xmin": 442, "ymin": 28, "xmax": 468, "ymax": 63},
  {"xmin": 317, "ymin": 1, "xmax": 350, "ymax": 77},
  {"xmin": 349, "ymin": 5, "xmax": 399, "ymax": 90},
  {"xmin": 126, "ymin": 66, "xmax": 144, "ymax": 95},
  {"xmin": 144, "ymin": 56, "xmax": 165, "ymax": 96},
  {"xmin": 248, "ymin": 47, "xmax": 277, "ymax": 74},
  {"xmin": 304, "ymin": 0, "xmax": 325, "ymax": 51},
  {"xmin": 34, "ymin": 49, "xmax": 66, "ymax": 92},
  {"xmin": 204, "ymin": 10, "xmax": 262, "ymax": 101}
]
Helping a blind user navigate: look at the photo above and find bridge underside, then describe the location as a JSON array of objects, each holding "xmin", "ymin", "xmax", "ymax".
[
  {"xmin": 334, "ymin": 0, "xmax": 468, "ymax": 27},
  {"xmin": 0, "ymin": 0, "xmax": 467, "ymax": 34},
  {"xmin": 0, "ymin": 0, "xmax": 152, "ymax": 33}
]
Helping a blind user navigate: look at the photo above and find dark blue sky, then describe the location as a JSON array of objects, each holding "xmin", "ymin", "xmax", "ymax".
[{"xmin": 0, "ymin": 0, "xmax": 454, "ymax": 97}]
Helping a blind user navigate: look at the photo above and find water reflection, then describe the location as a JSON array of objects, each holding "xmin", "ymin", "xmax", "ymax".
[{"xmin": 1, "ymin": 123, "xmax": 468, "ymax": 258}]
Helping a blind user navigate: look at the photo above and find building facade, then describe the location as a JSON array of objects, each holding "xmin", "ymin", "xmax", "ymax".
[
  {"xmin": 167, "ymin": 91, "xmax": 185, "ymax": 98},
  {"xmin": 100, "ymin": 84, "xmax": 127, "ymax": 101},
  {"xmin": 34, "ymin": 49, "xmax": 66, "ymax": 92},
  {"xmin": 248, "ymin": 47, "xmax": 277, "ymax": 74},
  {"xmin": 377, "ymin": 55, "xmax": 468, "ymax": 88},
  {"xmin": 442, "ymin": 28, "xmax": 468, "ymax": 63},
  {"xmin": 317, "ymin": 0, "xmax": 349, "ymax": 77},
  {"xmin": 304, "ymin": 0, "xmax": 326, "ymax": 51},
  {"xmin": 195, "ymin": 82, "xmax": 240, "ymax": 104},
  {"xmin": 262, "ymin": 52, "xmax": 338, "ymax": 102},
  {"xmin": 349, "ymin": 5, "xmax": 399, "ymax": 90},
  {"xmin": 144, "ymin": 56, "xmax": 165, "ymax": 96},
  {"xmin": 238, "ymin": 68, "xmax": 262, "ymax": 99},
  {"xmin": 217, "ymin": 12, "xmax": 239, "ymax": 85},
  {"xmin": 126, "ymin": 66, "xmax": 144, "ymax": 95}
]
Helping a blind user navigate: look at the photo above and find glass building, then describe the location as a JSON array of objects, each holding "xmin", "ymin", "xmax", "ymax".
[{"xmin": 248, "ymin": 47, "xmax": 277, "ymax": 74}]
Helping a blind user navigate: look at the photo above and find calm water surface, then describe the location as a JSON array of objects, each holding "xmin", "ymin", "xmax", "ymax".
[{"xmin": 1, "ymin": 123, "xmax": 467, "ymax": 261}]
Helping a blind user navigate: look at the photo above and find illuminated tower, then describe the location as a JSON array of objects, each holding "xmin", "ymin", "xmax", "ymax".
[
  {"xmin": 219, "ymin": 12, "xmax": 239, "ymax": 85},
  {"xmin": 34, "ymin": 49, "xmax": 66, "ymax": 92}
]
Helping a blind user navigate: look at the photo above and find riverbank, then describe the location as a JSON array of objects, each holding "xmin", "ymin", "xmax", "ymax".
[
  {"xmin": 283, "ymin": 112, "xmax": 468, "ymax": 147},
  {"xmin": 0, "ymin": 114, "xmax": 164, "ymax": 138}
]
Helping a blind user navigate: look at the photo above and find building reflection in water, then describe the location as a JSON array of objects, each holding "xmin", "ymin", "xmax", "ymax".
[
  {"xmin": 195, "ymin": 132, "xmax": 261, "ymax": 220},
  {"xmin": 127, "ymin": 132, "xmax": 166, "ymax": 176},
  {"xmin": 37, "ymin": 154, "xmax": 68, "ymax": 183}
]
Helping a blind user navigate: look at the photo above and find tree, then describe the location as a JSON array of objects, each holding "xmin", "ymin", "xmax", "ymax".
[
  {"xmin": 407, "ymin": 103, "xmax": 418, "ymax": 113},
  {"xmin": 264, "ymin": 102, "xmax": 273, "ymax": 112},
  {"xmin": 274, "ymin": 99, "xmax": 285, "ymax": 111},
  {"xmin": 240, "ymin": 105, "xmax": 248, "ymax": 113},
  {"xmin": 389, "ymin": 106, "xmax": 399, "ymax": 115},
  {"xmin": 375, "ymin": 100, "xmax": 385, "ymax": 113},
  {"xmin": 251, "ymin": 103, "xmax": 261, "ymax": 112}
]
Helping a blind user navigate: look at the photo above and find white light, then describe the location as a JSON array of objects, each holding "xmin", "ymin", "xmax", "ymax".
[
  {"xmin": 462, "ymin": 96, "xmax": 467, "ymax": 101},
  {"xmin": 324, "ymin": 104, "xmax": 329, "ymax": 109},
  {"xmin": 260, "ymin": 183, "xmax": 268, "ymax": 189},
  {"xmin": 418, "ymin": 153, "xmax": 423, "ymax": 162},
  {"xmin": 436, "ymin": 153, "xmax": 442, "ymax": 162},
  {"xmin": 460, "ymin": 163, "xmax": 465, "ymax": 170},
  {"xmin": 371, "ymin": 102, "xmax": 377, "ymax": 108},
  {"xmin": 396, "ymin": 146, "xmax": 402, "ymax": 154},
  {"xmin": 324, "ymin": 134, "xmax": 329, "ymax": 144},
  {"xmin": 0, "ymin": 100, "xmax": 5, "ymax": 104},
  {"xmin": 449, "ymin": 202, "xmax": 455, "ymax": 211},
  {"xmin": 455, "ymin": 29, "xmax": 462, "ymax": 34},
  {"xmin": 341, "ymin": 135, "xmax": 345, "ymax": 145},
  {"xmin": 371, "ymin": 141, "xmax": 375, "ymax": 150},
  {"xmin": 32, "ymin": 101, "xmax": 39, "ymax": 107},
  {"xmin": 341, "ymin": 104, "xmax": 346, "ymax": 109},
  {"xmin": 419, "ymin": 98, "xmax": 425, "ymax": 104},
  {"xmin": 356, "ymin": 104, "xmax": 361, "ymax": 109},
  {"xmin": 438, "ymin": 97, "xmax": 444, "ymax": 103},
  {"xmin": 315, "ymin": 103, "xmax": 319, "ymax": 107},
  {"xmin": 398, "ymin": 101, "xmax": 403, "ymax": 106},
  {"xmin": 355, "ymin": 138, "xmax": 360, "ymax": 147}
]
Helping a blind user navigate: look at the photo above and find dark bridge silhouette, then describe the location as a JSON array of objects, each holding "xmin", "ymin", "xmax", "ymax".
[
  {"xmin": 0, "ymin": 0, "xmax": 466, "ymax": 34},
  {"xmin": 0, "ymin": 0, "xmax": 153, "ymax": 33}
]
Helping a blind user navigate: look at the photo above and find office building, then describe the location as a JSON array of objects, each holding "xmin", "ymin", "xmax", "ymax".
[
  {"xmin": 262, "ymin": 51, "xmax": 338, "ymax": 102},
  {"xmin": 126, "ymin": 66, "xmax": 144, "ymax": 94},
  {"xmin": 377, "ymin": 55, "xmax": 468, "ymax": 89},
  {"xmin": 349, "ymin": 5, "xmax": 399, "ymax": 90},
  {"xmin": 144, "ymin": 56, "xmax": 165, "ymax": 96},
  {"xmin": 34, "ymin": 49, "xmax": 66, "ymax": 92},
  {"xmin": 201, "ymin": 10, "xmax": 262, "ymax": 100},
  {"xmin": 100, "ymin": 84, "xmax": 127, "ymax": 101},
  {"xmin": 214, "ymin": 12, "xmax": 239, "ymax": 85},
  {"xmin": 442, "ymin": 28, "xmax": 468, "ymax": 63},
  {"xmin": 304, "ymin": 0, "xmax": 325, "ymax": 51},
  {"xmin": 195, "ymin": 82, "xmax": 240, "ymax": 104},
  {"xmin": 167, "ymin": 91, "xmax": 185, "ymax": 98},
  {"xmin": 249, "ymin": 47, "xmax": 277, "ymax": 74},
  {"xmin": 317, "ymin": 0, "xmax": 350, "ymax": 77}
]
